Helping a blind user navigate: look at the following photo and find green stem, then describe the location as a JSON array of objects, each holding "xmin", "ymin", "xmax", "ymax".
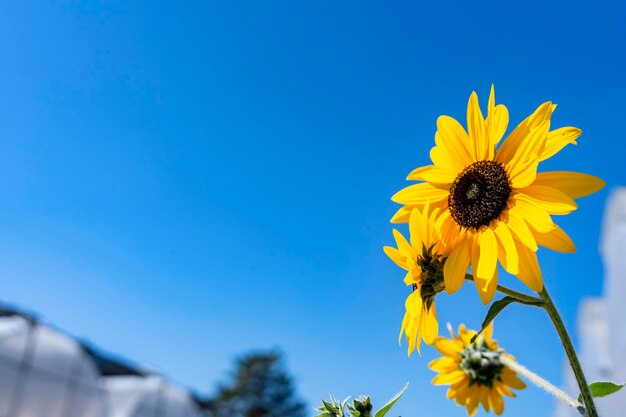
[
  {"xmin": 464, "ymin": 274, "xmax": 542, "ymax": 304},
  {"xmin": 539, "ymin": 287, "xmax": 597, "ymax": 417}
]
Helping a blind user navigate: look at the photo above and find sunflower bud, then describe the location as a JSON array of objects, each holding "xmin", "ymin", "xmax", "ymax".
[{"xmin": 348, "ymin": 396, "xmax": 372, "ymax": 417}]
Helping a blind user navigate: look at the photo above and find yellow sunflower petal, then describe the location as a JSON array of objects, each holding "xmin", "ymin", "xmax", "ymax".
[
  {"xmin": 490, "ymin": 390, "xmax": 505, "ymax": 415},
  {"xmin": 405, "ymin": 291, "xmax": 423, "ymax": 313},
  {"xmin": 539, "ymin": 126, "xmax": 583, "ymax": 161},
  {"xmin": 392, "ymin": 182, "xmax": 449, "ymax": 205},
  {"xmin": 433, "ymin": 370, "xmax": 467, "ymax": 385},
  {"xmin": 447, "ymin": 387, "xmax": 457, "ymax": 400},
  {"xmin": 496, "ymin": 101, "xmax": 554, "ymax": 165},
  {"xmin": 495, "ymin": 381, "xmax": 515, "ymax": 397},
  {"xmin": 407, "ymin": 165, "xmax": 457, "ymax": 184},
  {"xmin": 406, "ymin": 165, "xmax": 430, "ymax": 180},
  {"xmin": 533, "ymin": 226, "xmax": 576, "ymax": 253},
  {"xmin": 521, "ymin": 185, "xmax": 578, "ymax": 215},
  {"xmin": 511, "ymin": 194, "xmax": 556, "ymax": 233},
  {"xmin": 493, "ymin": 221, "xmax": 519, "ymax": 275},
  {"xmin": 476, "ymin": 228, "xmax": 498, "ymax": 281},
  {"xmin": 443, "ymin": 238, "xmax": 471, "ymax": 294},
  {"xmin": 505, "ymin": 207, "xmax": 539, "ymax": 251},
  {"xmin": 509, "ymin": 157, "xmax": 539, "ymax": 189},
  {"xmin": 405, "ymin": 318, "xmax": 421, "ymax": 355},
  {"xmin": 505, "ymin": 119, "xmax": 549, "ymax": 178},
  {"xmin": 437, "ymin": 210, "xmax": 462, "ymax": 251},
  {"xmin": 501, "ymin": 368, "xmax": 527, "ymax": 390},
  {"xmin": 399, "ymin": 309, "xmax": 410, "ymax": 345},
  {"xmin": 458, "ymin": 325, "xmax": 477, "ymax": 345},
  {"xmin": 403, "ymin": 269, "xmax": 420, "ymax": 286},
  {"xmin": 533, "ymin": 171, "xmax": 605, "ymax": 199},
  {"xmin": 466, "ymin": 385, "xmax": 480, "ymax": 416},
  {"xmin": 429, "ymin": 357, "xmax": 460, "ymax": 372},
  {"xmin": 421, "ymin": 303, "xmax": 438, "ymax": 345},
  {"xmin": 475, "ymin": 265, "xmax": 498, "ymax": 305},
  {"xmin": 471, "ymin": 236, "xmax": 498, "ymax": 305},
  {"xmin": 434, "ymin": 115, "xmax": 473, "ymax": 171},
  {"xmin": 409, "ymin": 208, "xmax": 425, "ymax": 249},
  {"xmin": 487, "ymin": 85, "xmax": 509, "ymax": 152},
  {"xmin": 455, "ymin": 382, "xmax": 470, "ymax": 406},
  {"xmin": 421, "ymin": 200, "xmax": 435, "ymax": 246},
  {"xmin": 540, "ymin": 126, "xmax": 581, "ymax": 161},
  {"xmin": 414, "ymin": 332, "xmax": 422, "ymax": 355},
  {"xmin": 383, "ymin": 246, "xmax": 407, "ymax": 270},
  {"xmin": 480, "ymin": 385, "xmax": 491, "ymax": 412},
  {"xmin": 515, "ymin": 240, "xmax": 543, "ymax": 292},
  {"xmin": 392, "ymin": 229, "xmax": 416, "ymax": 258},
  {"xmin": 391, "ymin": 205, "xmax": 412, "ymax": 224},
  {"xmin": 434, "ymin": 337, "xmax": 463, "ymax": 357},
  {"xmin": 467, "ymin": 91, "xmax": 488, "ymax": 161}
]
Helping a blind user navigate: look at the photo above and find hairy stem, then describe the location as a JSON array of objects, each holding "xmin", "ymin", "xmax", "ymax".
[{"xmin": 500, "ymin": 356, "xmax": 584, "ymax": 415}]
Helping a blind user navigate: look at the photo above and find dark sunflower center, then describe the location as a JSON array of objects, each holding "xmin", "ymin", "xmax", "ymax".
[{"xmin": 448, "ymin": 160, "xmax": 511, "ymax": 229}]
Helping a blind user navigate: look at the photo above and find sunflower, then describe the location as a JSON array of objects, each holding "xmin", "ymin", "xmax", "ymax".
[
  {"xmin": 391, "ymin": 86, "xmax": 605, "ymax": 303},
  {"xmin": 384, "ymin": 203, "xmax": 452, "ymax": 355},
  {"xmin": 430, "ymin": 323, "xmax": 526, "ymax": 416}
]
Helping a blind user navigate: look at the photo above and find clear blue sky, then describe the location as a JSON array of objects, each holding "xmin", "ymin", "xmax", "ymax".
[{"xmin": 0, "ymin": 1, "xmax": 624, "ymax": 416}]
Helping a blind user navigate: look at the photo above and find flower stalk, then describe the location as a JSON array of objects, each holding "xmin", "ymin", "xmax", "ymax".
[
  {"xmin": 467, "ymin": 275, "xmax": 599, "ymax": 416},
  {"xmin": 499, "ymin": 356, "xmax": 584, "ymax": 414},
  {"xmin": 539, "ymin": 287, "xmax": 598, "ymax": 417}
]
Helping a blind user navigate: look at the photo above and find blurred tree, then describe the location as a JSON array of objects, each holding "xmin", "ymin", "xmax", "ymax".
[{"xmin": 205, "ymin": 350, "xmax": 307, "ymax": 417}]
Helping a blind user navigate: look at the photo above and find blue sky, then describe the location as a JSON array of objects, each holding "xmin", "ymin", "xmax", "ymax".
[{"xmin": 0, "ymin": 1, "xmax": 624, "ymax": 416}]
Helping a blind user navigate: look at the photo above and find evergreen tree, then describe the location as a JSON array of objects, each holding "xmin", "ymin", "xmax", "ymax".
[{"xmin": 206, "ymin": 350, "xmax": 307, "ymax": 417}]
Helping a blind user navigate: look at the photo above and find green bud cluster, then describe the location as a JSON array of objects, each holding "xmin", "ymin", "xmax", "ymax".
[
  {"xmin": 315, "ymin": 383, "xmax": 407, "ymax": 417},
  {"xmin": 459, "ymin": 340, "xmax": 505, "ymax": 388},
  {"xmin": 348, "ymin": 396, "xmax": 373, "ymax": 417},
  {"xmin": 315, "ymin": 396, "xmax": 349, "ymax": 417}
]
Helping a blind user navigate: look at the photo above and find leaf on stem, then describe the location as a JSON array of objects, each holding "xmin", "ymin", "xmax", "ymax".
[
  {"xmin": 374, "ymin": 382, "xmax": 409, "ymax": 417},
  {"xmin": 471, "ymin": 296, "xmax": 543, "ymax": 343},
  {"xmin": 577, "ymin": 381, "xmax": 624, "ymax": 403}
]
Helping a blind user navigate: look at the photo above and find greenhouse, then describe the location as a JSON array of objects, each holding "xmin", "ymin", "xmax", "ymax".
[{"xmin": 0, "ymin": 308, "xmax": 205, "ymax": 417}]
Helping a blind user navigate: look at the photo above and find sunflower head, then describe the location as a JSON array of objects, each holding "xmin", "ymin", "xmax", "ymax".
[
  {"xmin": 383, "ymin": 204, "xmax": 451, "ymax": 355},
  {"xmin": 391, "ymin": 85, "xmax": 605, "ymax": 304},
  {"xmin": 430, "ymin": 324, "xmax": 526, "ymax": 416}
]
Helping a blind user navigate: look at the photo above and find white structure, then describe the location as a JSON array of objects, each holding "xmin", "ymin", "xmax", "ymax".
[
  {"xmin": 0, "ymin": 308, "xmax": 206, "ymax": 417},
  {"xmin": 103, "ymin": 375, "xmax": 204, "ymax": 417},
  {"xmin": 0, "ymin": 313, "xmax": 106, "ymax": 417},
  {"xmin": 555, "ymin": 188, "xmax": 626, "ymax": 417}
]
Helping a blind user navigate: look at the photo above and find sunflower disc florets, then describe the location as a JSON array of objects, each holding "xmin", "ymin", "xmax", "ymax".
[{"xmin": 448, "ymin": 160, "xmax": 512, "ymax": 230}]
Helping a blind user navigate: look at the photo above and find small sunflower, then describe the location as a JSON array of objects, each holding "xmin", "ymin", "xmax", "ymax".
[
  {"xmin": 391, "ymin": 86, "xmax": 605, "ymax": 303},
  {"xmin": 430, "ymin": 323, "xmax": 526, "ymax": 416},
  {"xmin": 384, "ymin": 203, "xmax": 451, "ymax": 355}
]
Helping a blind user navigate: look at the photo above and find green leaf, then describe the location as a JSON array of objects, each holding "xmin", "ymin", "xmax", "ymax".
[
  {"xmin": 577, "ymin": 381, "xmax": 624, "ymax": 403},
  {"xmin": 374, "ymin": 382, "xmax": 408, "ymax": 417},
  {"xmin": 470, "ymin": 296, "xmax": 542, "ymax": 343}
]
